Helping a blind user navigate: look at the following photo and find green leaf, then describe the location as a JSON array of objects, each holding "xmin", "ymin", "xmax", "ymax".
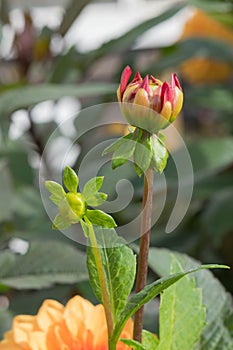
[
  {"xmin": 63, "ymin": 166, "xmax": 79, "ymax": 193},
  {"xmin": 157, "ymin": 255, "xmax": 206, "ymax": 350},
  {"xmin": 112, "ymin": 138, "xmax": 136, "ymax": 169},
  {"xmin": 111, "ymin": 264, "xmax": 228, "ymax": 345},
  {"xmin": 0, "ymin": 83, "xmax": 117, "ymax": 117},
  {"xmin": 142, "ymin": 330, "xmax": 159, "ymax": 349},
  {"xmin": 0, "ymin": 161, "xmax": 13, "ymax": 222},
  {"xmin": 150, "ymin": 134, "xmax": 168, "ymax": 173},
  {"xmin": 148, "ymin": 248, "xmax": 233, "ymax": 350},
  {"xmin": 83, "ymin": 177, "xmax": 107, "ymax": 206},
  {"xmin": 87, "ymin": 228, "xmax": 136, "ymax": 324},
  {"xmin": 102, "ymin": 134, "xmax": 133, "ymax": 155},
  {"xmin": 45, "ymin": 180, "xmax": 66, "ymax": 205},
  {"xmin": 134, "ymin": 136, "xmax": 152, "ymax": 177},
  {"xmin": 88, "ymin": 4, "xmax": 184, "ymax": 62},
  {"xmin": 121, "ymin": 330, "xmax": 159, "ymax": 350},
  {"xmin": 85, "ymin": 209, "xmax": 117, "ymax": 228},
  {"xmin": 0, "ymin": 241, "xmax": 88, "ymax": 289},
  {"xmin": 120, "ymin": 339, "xmax": 146, "ymax": 350},
  {"xmin": 201, "ymin": 189, "xmax": 233, "ymax": 245}
]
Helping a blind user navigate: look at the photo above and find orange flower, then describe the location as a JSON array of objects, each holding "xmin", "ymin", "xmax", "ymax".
[
  {"xmin": 0, "ymin": 296, "xmax": 133, "ymax": 350},
  {"xmin": 180, "ymin": 10, "xmax": 233, "ymax": 84}
]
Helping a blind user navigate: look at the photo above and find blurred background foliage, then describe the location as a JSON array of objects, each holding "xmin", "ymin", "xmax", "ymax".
[{"xmin": 0, "ymin": 0, "xmax": 232, "ymax": 341}]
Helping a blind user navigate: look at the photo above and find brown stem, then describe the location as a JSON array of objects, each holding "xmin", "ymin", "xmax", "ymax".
[{"xmin": 133, "ymin": 166, "xmax": 154, "ymax": 342}]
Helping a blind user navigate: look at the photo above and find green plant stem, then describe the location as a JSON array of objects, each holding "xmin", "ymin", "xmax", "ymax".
[
  {"xmin": 85, "ymin": 219, "xmax": 114, "ymax": 346},
  {"xmin": 133, "ymin": 166, "xmax": 154, "ymax": 342}
]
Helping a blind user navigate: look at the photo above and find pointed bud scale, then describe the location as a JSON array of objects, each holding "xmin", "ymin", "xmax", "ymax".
[
  {"xmin": 138, "ymin": 75, "xmax": 149, "ymax": 94},
  {"xmin": 131, "ymin": 71, "xmax": 142, "ymax": 84}
]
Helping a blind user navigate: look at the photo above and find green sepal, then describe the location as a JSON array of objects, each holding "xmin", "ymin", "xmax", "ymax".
[
  {"xmin": 83, "ymin": 177, "xmax": 107, "ymax": 206},
  {"xmin": 111, "ymin": 137, "xmax": 136, "ymax": 169},
  {"xmin": 52, "ymin": 213, "xmax": 77, "ymax": 230},
  {"xmin": 63, "ymin": 166, "xmax": 79, "ymax": 193},
  {"xmin": 85, "ymin": 209, "xmax": 117, "ymax": 228},
  {"xmin": 102, "ymin": 133, "xmax": 133, "ymax": 155},
  {"xmin": 45, "ymin": 180, "xmax": 66, "ymax": 205},
  {"xmin": 150, "ymin": 134, "xmax": 168, "ymax": 173},
  {"xmin": 134, "ymin": 135, "xmax": 152, "ymax": 177}
]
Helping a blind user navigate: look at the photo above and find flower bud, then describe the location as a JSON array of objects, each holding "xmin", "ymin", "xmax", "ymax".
[
  {"xmin": 117, "ymin": 66, "xmax": 183, "ymax": 132},
  {"xmin": 65, "ymin": 192, "xmax": 87, "ymax": 219}
]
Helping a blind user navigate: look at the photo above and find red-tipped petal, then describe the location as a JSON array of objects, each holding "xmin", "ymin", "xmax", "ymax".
[
  {"xmin": 150, "ymin": 75, "xmax": 161, "ymax": 85},
  {"xmin": 131, "ymin": 71, "xmax": 142, "ymax": 84},
  {"xmin": 138, "ymin": 75, "xmax": 149, "ymax": 94},
  {"xmin": 171, "ymin": 73, "xmax": 182, "ymax": 90},
  {"xmin": 120, "ymin": 66, "xmax": 132, "ymax": 101},
  {"xmin": 160, "ymin": 82, "xmax": 169, "ymax": 108}
]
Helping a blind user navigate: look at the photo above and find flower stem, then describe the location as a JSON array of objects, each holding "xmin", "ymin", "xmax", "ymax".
[
  {"xmin": 85, "ymin": 219, "xmax": 114, "ymax": 342},
  {"xmin": 133, "ymin": 166, "xmax": 154, "ymax": 342}
]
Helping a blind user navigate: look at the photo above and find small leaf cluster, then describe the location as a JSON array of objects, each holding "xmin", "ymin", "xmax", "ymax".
[
  {"xmin": 103, "ymin": 129, "xmax": 168, "ymax": 177},
  {"xmin": 45, "ymin": 166, "xmax": 116, "ymax": 232}
]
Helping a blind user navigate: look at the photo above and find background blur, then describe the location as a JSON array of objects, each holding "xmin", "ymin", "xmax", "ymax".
[{"xmin": 0, "ymin": 0, "xmax": 233, "ymax": 338}]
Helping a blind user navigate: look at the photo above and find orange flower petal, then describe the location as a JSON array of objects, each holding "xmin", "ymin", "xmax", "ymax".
[{"xmin": 36, "ymin": 299, "xmax": 64, "ymax": 332}]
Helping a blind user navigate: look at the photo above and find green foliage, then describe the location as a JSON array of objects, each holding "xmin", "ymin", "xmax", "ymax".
[
  {"xmin": 83, "ymin": 176, "xmax": 107, "ymax": 206},
  {"xmin": 121, "ymin": 330, "xmax": 159, "ymax": 350},
  {"xmin": 111, "ymin": 264, "xmax": 227, "ymax": 345},
  {"xmin": 0, "ymin": 241, "xmax": 88, "ymax": 289},
  {"xmin": 85, "ymin": 209, "xmax": 117, "ymax": 228},
  {"xmin": 87, "ymin": 229, "xmax": 136, "ymax": 324},
  {"xmin": 157, "ymin": 255, "xmax": 206, "ymax": 350},
  {"xmin": 63, "ymin": 166, "xmax": 79, "ymax": 193},
  {"xmin": 0, "ymin": 83, "xmax": 117, "ymax": 116},
  {"xmin": 134, "ymin": 135, "xmax": 152, "ymax": 177},
  {"xmin": 148, "ymin": 248, "xmax": 233, "ymax": 350},
  {"xmin": 150, "ymin": 134, "xmax": 168, "ymax": 173},
  {"xmin": 45, "ymin": 181, "xmax": 66, "ymax": 205}
]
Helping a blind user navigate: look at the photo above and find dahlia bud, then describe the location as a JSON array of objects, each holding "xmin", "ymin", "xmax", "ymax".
[{"xmin": 117, "ymin": 66, "xmax": 183, "ymax": 133}]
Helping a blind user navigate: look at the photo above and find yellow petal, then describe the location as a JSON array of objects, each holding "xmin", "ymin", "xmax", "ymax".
[{"xmin": 133, "ymin": 88, "xmax": 149, "ymax": 108}]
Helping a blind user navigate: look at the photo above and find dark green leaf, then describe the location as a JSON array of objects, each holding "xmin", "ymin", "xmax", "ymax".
[
  {"xmin": 0, "ymin": 241, "xmax": 88, "ymax": 289},
  {"xmin": 0, "ymin": 83, "xmax": 117, "ymax": 117},
  {"xmin": 63, "ymin": 166, "xmax": 79, "ymax": 193},
  {"xmin": 102, "ymin": 134, "xmax": 133, "ymax": 155},
  {"xmin": 201, "ymin": 189, "xmax": 233, "ymax": 245},
  {"xmin": 150, "ymin": 134, "xmax": 168, "ymax": 173},
  {"xmin": 112, "ymin": 138, "xmax": 136, "ymax": 169},
  {"xmin": 134, "ymin": 136, "xmax": 152, "ymax": 177},
  {"xmin": 85, "ymin": 209, "xmax": 117, "ymax": 228},
  {"xmin": 87, "ymin": 228, "xmax": 136, "ymax": 324},
  {"xmin": 148, "ymin": 248, "xmax": 233, "ymax": 350},
  {"xmin": 88, "ymin": 5, "xmax": 184, "ymax": 61}
]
